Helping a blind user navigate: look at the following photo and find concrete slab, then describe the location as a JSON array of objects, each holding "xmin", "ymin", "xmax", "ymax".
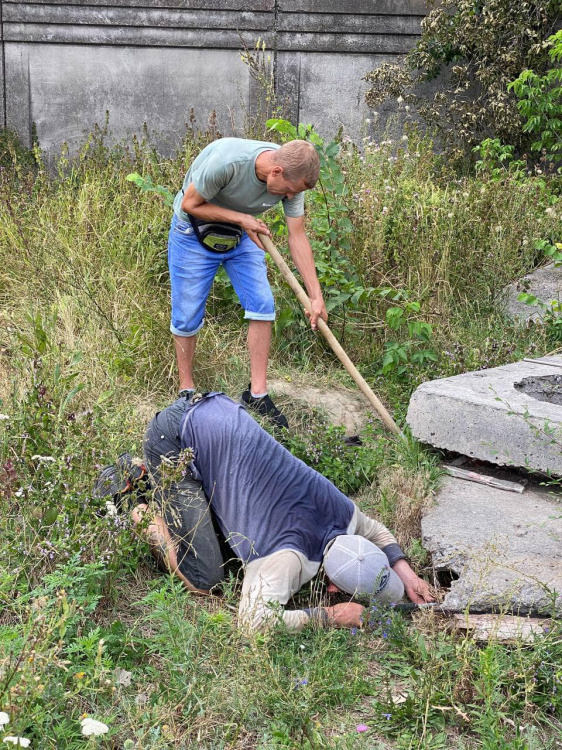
[
  {"xmin": 503, "ymin": 262, "xmax": 562, "ymax": 321},
  {"xmin": 423, "ymin": 476, "xmax": 562, "ymax": 616},
  {"xmin": 406, "ymin": 356, "xmax": 562, "ymax": 475}
]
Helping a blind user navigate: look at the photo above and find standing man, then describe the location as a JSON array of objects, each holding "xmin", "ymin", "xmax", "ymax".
[{"xmin": 169, "ymin": 138, "xmax": 328, "ymax": 428}]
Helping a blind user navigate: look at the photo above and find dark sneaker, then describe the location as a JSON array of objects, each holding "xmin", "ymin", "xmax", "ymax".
[
  {"xmin": 344, "ymin": 435, "xmax": 363, "ymax": 447},
  {"xmin": 240, "ymin": 384, "xmax": 289, "ymax": 429},
  {"xmin": 92, "ymin": 452, "xmax": 149, "ymax": 512}
]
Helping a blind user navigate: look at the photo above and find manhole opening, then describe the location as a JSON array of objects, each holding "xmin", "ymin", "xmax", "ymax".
[
  {"xmin": 435, "ymin": 569, "xmax": 460, "ymax": 589},
  {"xmin": 515, "ymin": 374, "xmax": 562, "ymax": 406}
]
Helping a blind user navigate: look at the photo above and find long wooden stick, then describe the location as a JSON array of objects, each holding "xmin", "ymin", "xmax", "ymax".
[
  {"xmin": 260, "ymin": 233, "xmax": 403, "ymax": 437},
  {"xmin": 443, "ymin": 465, "xmax": 525, "ymax": 493}
]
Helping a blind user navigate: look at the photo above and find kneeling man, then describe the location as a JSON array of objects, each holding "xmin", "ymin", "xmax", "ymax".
[{"xmin": 130, "ymin": 393, "xmax": 434, "ymax": 631}]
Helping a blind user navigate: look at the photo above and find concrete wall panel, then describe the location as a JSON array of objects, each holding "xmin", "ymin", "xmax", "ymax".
[
  {"xmin": 277, "ymin": 33, "xmax": 419, "ymax": 54},
  {"xmin": 293, "ymin": 52, "xmax": 405, "ymax": 137},
  {"xmin": 5, "ymin": 0, "xmax": 275, "ymax": 10},
  {"xmin": 18, "ymin": 43, "xmax": 250, "ymax": 154},
  {"xmin": 4, "ymin": 26, "xmax": 275, "ymax": 48},
  {"xmin": 4, "ymin": 43, "xmax": 31, "ymax": 145},
  {"xmin": 278, "ymin": 13, "xmax": 422, "ymax": 35},
  {"xmin": 0, "ymin": 3, "xmax": 4, "ymax": 128},
  {"xmin": 4, "ymin": 5, "xmax": 274, "ymax": 31},
  {"xmin": 1, "ymin": 0, "xmax": 427, "ymax": 153},
  {"xmin": 279, "ymin": 0, "xmax": 428, "ymax": 14}
]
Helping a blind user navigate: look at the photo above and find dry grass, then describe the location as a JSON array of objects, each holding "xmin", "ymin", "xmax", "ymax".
[
  {"xmin": 378, "ymin": 466, "xmax": 434, "ymax": 551},
  {"xmin": 355, "ymin": 465, "xmax": 434, "ymax": 553}
]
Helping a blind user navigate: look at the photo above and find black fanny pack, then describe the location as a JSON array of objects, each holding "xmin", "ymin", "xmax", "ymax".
[{"xmin": 188, "ymin": 214, "xmax": 243, "ymax": 253}]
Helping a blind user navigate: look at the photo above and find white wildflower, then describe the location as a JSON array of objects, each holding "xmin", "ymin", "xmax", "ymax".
[
  {"xmin": 397, "ymin": 95, "xmax": 404, "ymax": 104},
  {"xmin": 80, "ymin": 718, "xmax": 109, "ymax": 737},
  {"xmin": 3, "ymin": 738, "xmax": 31, "ymax": 748},
  {"xmin": 31, "ymin": 455, "xmax": 55, "ymax": 463},
  {"xmin": 0, "ymin": 716, "xmax": 8, "ymax": 729},
  {"xmin": 14, "ymin": 489, "xmax": 24, "ymax": 498},
  {"xmin": 114, "ymin": 668, "xmax": 132, "ymax": 687},
  {"xmin": 405, "ymin": 105, "xmax": 411, "ymax": 112},
  {"xmin": 0, "ymin": 415, "xmax": 9, "ymax": 421},
  {"xmin": 365, "ymin": 118, "xmax": 371, "ymax": 124},
  {"xmin": 402, "ymin": 135, "xmax": 408, "ymax": 141},
  {"xmin": 545, "ymin": 206, "xmax": 555, "ymax": 215},
  {"xmin": 105, "ymin": 501, "xmax": 118, "ymax": 518},
  {"xmin": 382, "ymin": 206, "xmax": 389, "ymax": 215}
]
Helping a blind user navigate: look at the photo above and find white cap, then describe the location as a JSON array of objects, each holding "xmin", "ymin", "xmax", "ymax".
[{"xmin": 323, "ymin": 535, "xmax": 405, "ymax": 603}]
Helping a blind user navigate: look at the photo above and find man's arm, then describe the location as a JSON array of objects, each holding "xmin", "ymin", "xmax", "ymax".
[
  {"xmin": 240, "ymin": 551, "xmax": 364, "ymax": 632},
  {"xmin": 130, "ymin": 504, "xmax": 209, "ymax": 594},
  {"xmin": 180, "ymin": 183, "xmax": 271, "ymax": 250},
  {"xmin": 239, "ymin": 551, "xmax": 310, "ymax": 632},
  {"xmin": 286, "ymin": 215, "xmax": 328, "ymax": 330},
  {"xmin": 391, "ymin": 558, "xmax": 434, "ymax": 604}
]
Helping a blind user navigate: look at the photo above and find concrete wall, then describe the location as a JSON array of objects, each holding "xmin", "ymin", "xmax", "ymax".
[{"xmin": 0, "ymin": 0, "xmax": 427, "ymax": 155}]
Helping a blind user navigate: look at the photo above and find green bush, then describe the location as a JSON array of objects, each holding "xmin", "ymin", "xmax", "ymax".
[
  {"xmin": 510, "ymin": 29, "xmax": 562, "ymax": 165},
  {"xmin": 364, "ymin": 0, "xmax": 561, "ymax": 165}
]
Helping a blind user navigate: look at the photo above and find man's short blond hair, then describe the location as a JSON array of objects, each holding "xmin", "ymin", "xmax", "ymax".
[{"xmin": 272, "ymin": 140, "xmax": 320, "ymax": 188}]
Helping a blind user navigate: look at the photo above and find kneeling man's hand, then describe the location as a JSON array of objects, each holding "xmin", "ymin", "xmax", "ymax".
[
  {"xmin": 392, "ymin": 559, "xmax": 435, "ymax": 604},
  {"xmin": 324, "ymin": 602, "xmax": 365, "ymax": 628}
]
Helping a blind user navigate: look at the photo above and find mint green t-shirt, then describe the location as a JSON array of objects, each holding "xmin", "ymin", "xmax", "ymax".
[{"xmin": 173, "ymin": 138, "xmax": 305, "ymax": 222}]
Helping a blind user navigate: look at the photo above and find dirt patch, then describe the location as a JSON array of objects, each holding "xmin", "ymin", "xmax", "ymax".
[{"xmin": 269, "ymin": 379, "xmax": 374, "ymax": 435}]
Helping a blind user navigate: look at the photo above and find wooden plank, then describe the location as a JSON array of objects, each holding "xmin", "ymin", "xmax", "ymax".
[
  {"xmin": 278, "ymin": 13, "xmax": 422, "ymax": 35},
  {"xmin": 523, "ymin": 357, "xmax": 562, "ymax": 370},
  {"xmin": 5, "ymin": 5, "xmax": 273, "ymax": 30},
  {"xmin": 4, "ymin": 23, "xmax": 274, "ymax": 47},
  {"xmin": 279, "ymin": 0, "xmax": 428, "ymax": 16},
  {"xmin": 443, "ymin": 465, "xmax": 526, "ymax": 494},
  {"xmin": 453, "ymin": 614, "xmax": 549, "ymax": 643},
  {"xmin": 277, "ymin": 32, "xmax": 419, "ymax": 55},
  {"xmin": 4, "ymin": 0, "xmax": 275, "ymax": 10}
]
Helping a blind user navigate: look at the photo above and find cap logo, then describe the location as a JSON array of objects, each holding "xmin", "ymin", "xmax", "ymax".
[{"xmin": 373, "ymin": 568, "xmax": 390, "ymax": 595}]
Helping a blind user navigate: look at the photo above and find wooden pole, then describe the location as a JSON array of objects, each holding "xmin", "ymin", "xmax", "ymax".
[{"xmin": 260, "ymin": 234, "xmax": 403, "ymax": 437}]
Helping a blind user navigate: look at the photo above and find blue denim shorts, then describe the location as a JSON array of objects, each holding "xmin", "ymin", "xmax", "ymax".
[{"xmin": 168, "ymin": 214, "xmax": 276, "ymax": 336}]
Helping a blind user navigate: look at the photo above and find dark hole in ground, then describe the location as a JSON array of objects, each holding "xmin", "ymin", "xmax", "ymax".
[
  {"xmin": 515, "ymin": 374, "xmax": 562, "ymax": 406},
  {"xmin": 435, "ymin": 569, "xmax": 460, "ymax": 589}
]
